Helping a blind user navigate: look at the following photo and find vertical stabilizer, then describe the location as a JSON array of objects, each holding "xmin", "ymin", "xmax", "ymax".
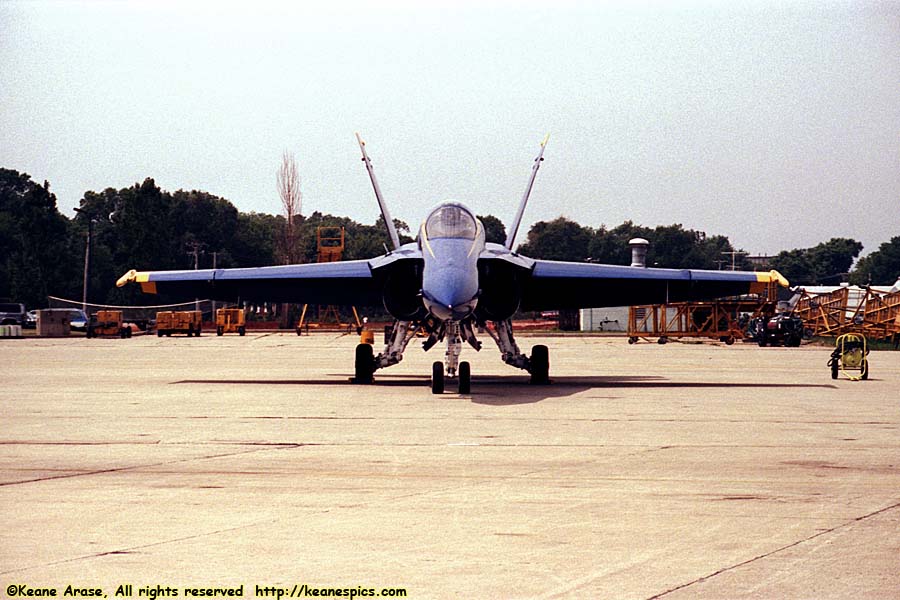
[
  {"xmin": 505, "ymin": 134, "xmax": 549, "ymax": 250},
  {"xmin": 356, "ymin": 133, "xmax": 401, "ymax": 251}
]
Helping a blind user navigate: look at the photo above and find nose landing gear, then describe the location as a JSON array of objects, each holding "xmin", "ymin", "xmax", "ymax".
[{"xmin": 431, "ymin": 322, "xmax": 473, "ymax": 394}]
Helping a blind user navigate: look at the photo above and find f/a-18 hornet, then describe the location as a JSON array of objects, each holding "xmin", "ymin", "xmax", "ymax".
[{"xmin": 118, "ymin": 135, "xmax": 787, "ymax": 394}]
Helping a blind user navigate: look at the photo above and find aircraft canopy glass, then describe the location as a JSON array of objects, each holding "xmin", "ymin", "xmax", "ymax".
[{"xmin": 425, "ymin": 205, "xmax": 477, "ymax": 240}]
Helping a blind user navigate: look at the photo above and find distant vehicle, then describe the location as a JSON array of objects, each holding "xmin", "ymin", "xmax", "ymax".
[
  {"xmin": 23, "ymin": 310, "xmax": 38, "ymax": 329},
  {"xmin": 44, "ymin": 308, "xmax": 90, "ymax": 332},
  {"xmin": 756, "ymin": 313, "xmax": 804, "ymax": 347},
  {"xmin": 68, "ymin": 309, "xmax": 89, "ymax": 332},
  {"xmin": 0, "ymin": 303, "xmax": 26, "ymax": 326}
]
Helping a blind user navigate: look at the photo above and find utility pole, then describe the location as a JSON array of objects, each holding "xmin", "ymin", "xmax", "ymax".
[
  {"xmin": 721, "ymin": 250, "xmax": 746, "ymax": 271},
  {"xmin": 211, "ymin": 251, "xmax": 217, "ymax": 317},
  {"xmin": 186, "ymin": 241, "xmax": 205, "ymax": 313},
  {"xmin": 73, "ymin": 207, "xmax": 96, "ymax": 313}
]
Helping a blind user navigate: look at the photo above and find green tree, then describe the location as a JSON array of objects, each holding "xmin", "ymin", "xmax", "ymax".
[
  {"xmin": 0, "ymin": 169, "xmax": 79, "ymax": 307},
  {"xmin": 516, "ymin": 217, "xmax": 593, "ymax": 261},
  {"xmin": 851, "ymin": 237, "xmax": 900, "ymax": 286},
  {"xmin": 588, "ymin": 221, "xmax": 652, "ymax": 265},
  {"xmin": 477, "ymin": 214, "xmax": 507, "ymax": 245},
  {"xmin": 770, "ymin": 238, "xmax": 863, "ymax": 285},
  {"xmin": 586, "ymin": 221, "xmax": 747, "ymax": 269},
  {"xmin": 232, "ymin": 212, "xmax": 281, "ymax": 267},
  {"xmin": 808, "ymin": 238, "xmax": 863, "ymax": 283},
  {"xmin": 769, "ymin": 249, "xmax": 816, "ymax": 285}
]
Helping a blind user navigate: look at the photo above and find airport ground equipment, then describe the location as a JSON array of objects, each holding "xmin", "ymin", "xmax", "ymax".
[
  {"xmin": 0, "ymin": 324, "xmax": 23, "ymax": 338},
  {"xmin": 215, "ymin": 308, "xmax": 246, "ymax": 336},
  {"xmin": 756, "ymin": 312, "xmax": 804, "ymax": 347},
  {"xmin": 794, "ymin": 286, "xmax": 900, "ymax": 341},
  {"xmin": 87, "ymin": 310, "xmax": 131, "ymax": 338},
  {"xmin": 828, "ymin": 333, "xmax": 869, "ymax": 380},
  {"xmin": 627, "ymin": 283, "xmax": 779, "ymax": 345},
  {"xmin": 156, "ymin": 311, "xmax": 202, "ymax": 337},
  {"xmin": 297, "ymin": 226, "xmax": 362, "ymax": 335}
]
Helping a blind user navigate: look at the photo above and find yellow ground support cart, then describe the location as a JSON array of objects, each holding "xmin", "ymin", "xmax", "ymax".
[
  {"xmin": 156, "ymin": 311, "xmax": 203, "ymax": 337},
  {"xmin": 215, "ymin": 308, "xmax": 246, "ymax": 336},
  {"xmin": 87, "ymin": 310, "xmax": 132, "ymax": 338},
  {"xmin": 828, "ymin": 333, "xmax": 869, "ymax": 380}
]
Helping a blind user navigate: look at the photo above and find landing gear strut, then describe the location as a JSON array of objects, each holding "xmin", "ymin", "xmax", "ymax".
[
  {"xmin": 483, "ymin": 319, "xmax": 551, "ymax": 384},
  {"xmin": 431, "ymin": 322, "xmax": 476, "ymax": 394},
  {"xmin": 353, "ymin": 317, "xmax": 549, "ymax": 392}
]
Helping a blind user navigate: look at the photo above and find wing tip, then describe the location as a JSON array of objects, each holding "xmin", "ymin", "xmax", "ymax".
[
  {"xmin": 116, "ymin": 269, "xmax": 150, "ymax": 287},
  {"xmin": 116, "ymin": 269, "xmax": 137, "ymax": 288},
  {"xmin": 757, "ymin": 269, "xmax": 789, "ymax": 287}
]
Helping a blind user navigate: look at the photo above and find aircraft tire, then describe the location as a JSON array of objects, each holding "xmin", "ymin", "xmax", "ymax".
[
  {"xmin": 431, "ymin": 361, "xmax": 444, "ymax": 394},
  {"xmin": 239, "ymin": 326, "xmax": 246, "ymax": 336},
  {"xmin": 861, "ymin": 359, "xmax": 869, "ymax": 380},
  {"xmin": 217, "ymin": 326, "xmax": 223, "ymax": 336},
  {"xmin": 831, "ymin": 361, "xmax": 839, "ymax": 379},
  {"xmin": 157, "ymin": 330, "xmax": 163, "ymax": 337},
  {"xmin": 354, "ymin": 343, "xmax": 374, "ymax": 384},
  {"xmin": 530, "ymin": 344, "xmax": 549, "ymax": 385},
  {"xmin": 458, "ymin": 361, "xmax": 471, "ymax": 394}
]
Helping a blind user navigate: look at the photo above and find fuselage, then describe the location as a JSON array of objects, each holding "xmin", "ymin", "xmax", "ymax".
[{"xmin": 418, "ymin": 202, "xmax": 485, "ymax": 321}]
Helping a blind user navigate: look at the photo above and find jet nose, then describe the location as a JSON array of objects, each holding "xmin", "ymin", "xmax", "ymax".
[{"xmin": 424, "ymin": 298, "xmax": 478, "ymax": 321}]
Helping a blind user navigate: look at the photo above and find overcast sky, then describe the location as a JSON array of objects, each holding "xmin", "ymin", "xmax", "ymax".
[{"xmin": 2, "ymin": 0, "xmax": 898, "ymax": 257}]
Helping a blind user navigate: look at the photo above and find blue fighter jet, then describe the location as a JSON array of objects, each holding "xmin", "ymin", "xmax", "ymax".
[{"xmin": 118, "ymin": 135, "xmax": 788, "ymax": 394}]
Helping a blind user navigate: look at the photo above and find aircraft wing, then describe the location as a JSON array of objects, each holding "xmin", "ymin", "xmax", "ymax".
[
  {"xmin": 116, "ymin": 260, "xmax": 385, "ymax": 305},
  {"xmin": 519, "ymin": 260, "xmax": 788, "ymax": 310}
]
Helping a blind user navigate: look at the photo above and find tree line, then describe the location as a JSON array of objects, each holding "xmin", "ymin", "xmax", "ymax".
[{"xmin": 1, "ymin": 168, "xmax": 898, "ymax": 309}]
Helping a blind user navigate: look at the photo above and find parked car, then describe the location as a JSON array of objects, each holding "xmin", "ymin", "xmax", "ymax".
[
  {"xmin": 66, "ymin": 309, "xmax": 90, "ymax": 332},
  {"xmin": 0, "ymin": 302, "xmax": 27, "ymax": 326}
]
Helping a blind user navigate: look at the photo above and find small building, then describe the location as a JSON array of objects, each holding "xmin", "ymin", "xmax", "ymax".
[{"xmin": 580, "ymin": 306, "xmax": 629, "ymax": 332}]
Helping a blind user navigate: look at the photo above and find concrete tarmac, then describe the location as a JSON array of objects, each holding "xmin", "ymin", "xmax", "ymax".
[{"xmin": 2, "ymin": 333, "xmax": 899, "ymax": 599}]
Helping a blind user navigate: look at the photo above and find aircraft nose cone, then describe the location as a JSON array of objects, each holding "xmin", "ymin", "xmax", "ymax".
[{"xmin": 424, "ymin": 297, "xmax": 478, "ymax": 321}]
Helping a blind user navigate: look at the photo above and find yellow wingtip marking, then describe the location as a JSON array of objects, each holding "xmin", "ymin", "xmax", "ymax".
[
  {"xmin": 541, "ymin": 133, "xmax": 550, "ymax": 147},
  {"xmin": 116, "ymin": 269, "xmax": 139, "ymax": 287},
  {"xmin": 757, "ymin": 270, "xmax": 789, "ymax": 287},
  {"xmin": 116, "ymin": 269, "xmax": 152, "ymax": 288}
]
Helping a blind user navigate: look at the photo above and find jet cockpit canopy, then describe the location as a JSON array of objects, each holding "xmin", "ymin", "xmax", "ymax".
[{"xmin": 425, "ymin": 204, "xmax": 478, "ymax": 240}]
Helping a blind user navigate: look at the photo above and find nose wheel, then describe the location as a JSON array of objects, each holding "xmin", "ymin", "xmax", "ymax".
[
  {"xmin": 431, "ymin": 360, "xmax": 471, "ymax": 394},
  {"xmin": 458, "ymin": 361, "xmax": 471, "ymax": 394}
]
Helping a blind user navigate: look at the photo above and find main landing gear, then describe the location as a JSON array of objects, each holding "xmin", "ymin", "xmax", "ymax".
[{"xmin": 352, "ymin": 318, "xmax": 551, "ymax": 394}]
